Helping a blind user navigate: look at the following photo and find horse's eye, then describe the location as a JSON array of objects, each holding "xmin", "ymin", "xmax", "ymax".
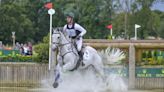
[{"xmin": 57, "ymin": 37, "xmax": 60, "ymax": 39}]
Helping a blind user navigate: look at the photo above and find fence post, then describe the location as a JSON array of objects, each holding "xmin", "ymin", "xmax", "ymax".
[{"xmin": 129, "ymin": 43, "xmax": 136, "ymax": 89}]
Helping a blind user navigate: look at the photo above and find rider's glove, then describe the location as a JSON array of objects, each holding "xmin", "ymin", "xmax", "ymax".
[{"xmin": 76, "ymin": 35, "xmax": 81, "ymax": 40}]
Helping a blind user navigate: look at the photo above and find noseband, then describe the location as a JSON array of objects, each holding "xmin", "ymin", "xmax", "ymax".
[
  {"xmin": 52, "ymin": 32, "xmax": 71, "ymax": 47},
  {"xmin": 52, "ymin": 31, "xmax": 77, "ymax": 58}
]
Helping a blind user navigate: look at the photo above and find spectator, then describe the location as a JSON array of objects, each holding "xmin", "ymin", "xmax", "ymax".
[
  {"xmin": 15, "ymin": 42, "xmax": 21, "ymax": 50},
  {"xmin": 23, "ymin": 43, "xmax": 29, "ymax": 55},
  {"xmin": 20, "ymin": 43, "xmax": 24, "ymax": 55},
  {"xmin": 28, "ymin": 42, "xmax": 33, "ymax": 55},
  {"xmin": 0, "ymin": 41, "xmax": 3, "ymax": 49}
]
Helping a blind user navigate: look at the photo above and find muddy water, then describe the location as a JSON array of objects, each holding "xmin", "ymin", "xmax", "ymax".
[{"xmin": 0, "ymin": 87, "xmax": 163, "ymax": 92}]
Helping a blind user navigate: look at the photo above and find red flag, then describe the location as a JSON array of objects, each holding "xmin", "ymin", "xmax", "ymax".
[
  {"xmin": 106, "ymin": 24, "xmax": 112, "ymax": 29},
  {"xmin": 44, "ymin": 2, "xmax": 53, "ymax": 9}
]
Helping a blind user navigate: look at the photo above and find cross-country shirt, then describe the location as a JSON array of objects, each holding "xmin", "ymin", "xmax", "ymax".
[{"xmin": 63, "ymin": 23, "xmax": 86, "ymax": 38}]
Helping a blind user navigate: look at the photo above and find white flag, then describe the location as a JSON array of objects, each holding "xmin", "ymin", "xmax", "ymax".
[{"xmin": 135, "ymin": 24, "xmax": 141, "ymax": 29}]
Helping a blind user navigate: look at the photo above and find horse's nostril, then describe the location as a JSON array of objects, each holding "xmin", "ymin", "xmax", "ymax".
[
  {"xmin": 52, "ymin": 46, "xmax": 57, "ymax": 51},
  {"xmin": 52, "ymin": 48, "xmax": 56, "ymax": 51}
]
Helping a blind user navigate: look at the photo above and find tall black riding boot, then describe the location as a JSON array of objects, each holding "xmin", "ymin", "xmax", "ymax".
[{"xmin": 78, "ymin": 51, "xmax": 85, "ymax": 66}]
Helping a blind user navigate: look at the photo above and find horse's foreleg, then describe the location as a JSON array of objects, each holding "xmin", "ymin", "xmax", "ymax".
[
  {"xmin": 53, "ymin": 55, "xmax": 62, "ymax": 88},
  {"xmin": 53, "ymin": 64, "xmax": 60, "ymax": 88}
]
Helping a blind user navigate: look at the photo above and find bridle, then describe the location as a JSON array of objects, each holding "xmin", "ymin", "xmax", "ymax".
[{"xmin": 52, "ymin": 30, "xmax": 77, "ymax": 58}]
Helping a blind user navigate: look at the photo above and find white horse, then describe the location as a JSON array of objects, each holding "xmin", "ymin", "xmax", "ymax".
[{"xmin": 52, "ymin": 27, "xmax": 104, "ymax": 88}]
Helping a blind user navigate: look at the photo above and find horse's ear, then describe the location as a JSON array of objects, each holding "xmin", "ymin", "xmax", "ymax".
[
  {"xmin": 56, "ymin": 28, "xmax": 59, "ymax": 31},
  {"xmin": 52, "ymin": 28, "xmax": 56, "ymax": 34},
  {"xmin": 52, "ymin": 27, "xmax": 63, "ymax": 32},
  {"xmin": 58, "ymin": 27, "xmax": 63, "ymax": 32}
]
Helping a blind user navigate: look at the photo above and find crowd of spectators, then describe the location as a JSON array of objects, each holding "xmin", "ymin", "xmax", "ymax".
[
  {"xmin": 0, "ymin": 41, "xmax": 33, "ymax": 56},
  {"xmin": 15, "ymin": 42, "xmax": 33, "ymax": 56}
]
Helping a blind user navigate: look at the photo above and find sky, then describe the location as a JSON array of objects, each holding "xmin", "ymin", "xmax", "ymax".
[{"xmin": 151, "ymin": 2, "xmax": 164, "ymax": 12}]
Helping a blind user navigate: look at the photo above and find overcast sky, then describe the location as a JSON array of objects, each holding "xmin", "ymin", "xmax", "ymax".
[{"xmin": 151, "ymin": 2, "xmax": 164, "ymax": 12}]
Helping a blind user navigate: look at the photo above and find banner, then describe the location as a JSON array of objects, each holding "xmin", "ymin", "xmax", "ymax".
[
  {"xmin": 0, "ymin": 50, "xmax": 20, "ymax": 56},
  {"xmin": 136, "ymin": 67, "xmax": 164, "ymax": 78}
]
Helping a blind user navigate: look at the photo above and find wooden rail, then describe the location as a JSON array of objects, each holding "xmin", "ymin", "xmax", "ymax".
[{"xmin": 84, "ymin": 39, "xmax": 164, "ymax": 49}]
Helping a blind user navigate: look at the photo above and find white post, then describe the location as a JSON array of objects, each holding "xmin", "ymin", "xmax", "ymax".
[
  {"xmin": 48, "ymin": 9, "xmax": 55, "ymax": 70},
  {"xmin": 49, "ymin": 14, "xmax": 52, "ymax": 70},
  {"xmin": 110, "ymin": 28, "xmax": 113, "ymax": 36},
  {"xmin": 134, "ymin": 28, "xmax": 137, "ymax": 40},
  {"xmin": 12, "ymin": 32, "xmax": 15, "ymax": 49}
]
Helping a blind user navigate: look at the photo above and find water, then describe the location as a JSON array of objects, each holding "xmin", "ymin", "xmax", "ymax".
[
  {"xmin": 28, "ymin": 66, "xmax": 127, "ymax": 92},
  {"xmin": 1, "ymin": 87, "xmax": 163, "ymax": 92},
  {"xmin": 36, "ymin": 47, "xmax": 128, "ymax": 92}
]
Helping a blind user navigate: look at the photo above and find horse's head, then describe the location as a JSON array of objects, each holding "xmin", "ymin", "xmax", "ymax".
[{"xmin": 52, "ymin": 27, "xmax": 63, "ymax": 50}]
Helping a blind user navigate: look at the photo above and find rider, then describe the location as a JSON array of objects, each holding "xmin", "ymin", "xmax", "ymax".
[{"xmin": 63, "ymin": 12, "xmax": 86, "ymax": 61}]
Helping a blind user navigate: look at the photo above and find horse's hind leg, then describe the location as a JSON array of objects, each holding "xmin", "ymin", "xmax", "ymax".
[{"xmin": 93, "ymin": 61, "xmax": 104, "ymax": 77}]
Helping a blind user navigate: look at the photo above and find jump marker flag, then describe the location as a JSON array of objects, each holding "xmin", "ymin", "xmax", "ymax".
[
  {"xmin": 107, "ymin": 24, "xmax": 112, "ymax": 29},
  {"xmin": 106, "ymin": 24, "xmax": 113, "ymax": 36},
  {"xmin": 44, "ymin": 2, "xmax": 53, "ymax": 9},
  {"xmin": 135, "ymin": 24, "xmax": 141, "ymax": 29},
  {"xmin": 134, "ymin": 24, "xmax": 141, "ymax": 40}
]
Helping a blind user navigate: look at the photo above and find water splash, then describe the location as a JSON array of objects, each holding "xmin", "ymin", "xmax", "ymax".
[
  {"xmin": 36, "ymin": 47, "xmax": 128, "ymax": 92},
  {"xmin": 98, "ymin": 47, "xmax": 126, "ymax": 64}
]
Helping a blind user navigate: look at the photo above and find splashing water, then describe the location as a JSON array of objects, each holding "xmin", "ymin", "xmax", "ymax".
[
  {"xmin": 98, "ymin": 47, "xmax": 126, "ymax": 65},
  {"xmin": 34, "ymin": 47, "xmax": 128, "ymax": 92},
  {"xmin": 40, "ymin": 68, "xmax": 105, "ymax": 92}
]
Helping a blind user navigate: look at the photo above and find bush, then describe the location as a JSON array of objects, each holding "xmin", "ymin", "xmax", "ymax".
[
  {"xmin": 33, "ymin": 43, "xmax": 49, "ymax": 63},
  {"xmin": 0, "ymin": 54, "xmax": 32, "ymax": 62}
]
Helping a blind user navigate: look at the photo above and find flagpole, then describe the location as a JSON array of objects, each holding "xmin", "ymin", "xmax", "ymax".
[
  {"xmin": 48, "ymin": 8, "xmax": 55, "ymax": 70},
  {"xmin": 135, "ymin": 27, "xmax": 137, "ymax": 40},
  {"xmin": 110, "ymin": 28, "xmax": 113, "ymax": 36},
  {"xmin": 49, "ymin": 14, "xmax": 52, "ymax": 70}
]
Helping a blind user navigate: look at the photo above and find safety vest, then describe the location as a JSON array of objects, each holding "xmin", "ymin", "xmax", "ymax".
[{"xmin": 66, "ymin": 23, "xmax": 81, "ymax": 39}]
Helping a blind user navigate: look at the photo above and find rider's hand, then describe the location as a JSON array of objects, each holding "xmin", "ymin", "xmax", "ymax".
[{"xmin": 76, "ymin": 35, "xmax": 81, "ymax": 40}]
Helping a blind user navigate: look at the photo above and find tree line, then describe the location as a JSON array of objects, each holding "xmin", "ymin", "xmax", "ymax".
[{"xmin": 0, "ymin": 0, "xmax": 164, "ymax": 44}]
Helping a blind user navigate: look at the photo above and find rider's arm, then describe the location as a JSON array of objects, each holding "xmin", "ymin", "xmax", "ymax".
[
  {"xmin": 63, "ymin": 25, "xmax": 68, "ymax": 35},
  {"xmin": 75, "ymin": 23, "xmax": 86, "ymax": 37},
  {"xmin": 63, "ymin": 25, "xmax": 67, "ymax": 32}
]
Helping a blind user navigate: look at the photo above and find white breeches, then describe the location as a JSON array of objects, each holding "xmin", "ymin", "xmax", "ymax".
[{"xmin": 75, "ymin": 37, "xmax": 83, "ymax": 51}]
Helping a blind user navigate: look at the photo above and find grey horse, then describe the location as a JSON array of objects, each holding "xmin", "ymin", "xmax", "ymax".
[{"xmin": 52, "ymin": 27, "xmax": 104, "ymax": 88}]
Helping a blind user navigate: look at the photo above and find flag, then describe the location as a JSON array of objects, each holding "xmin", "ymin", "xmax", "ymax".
[
  {"xmin": 135, "ymin": 24, "xmax": 141, "ymax": 29},
  {"xmin": 44, "ymin": 2, "xmax": 53, "ymax": 9},
  {"xmin": 106, "ymin": 24, "xmax": 112, "ymax": 29}
]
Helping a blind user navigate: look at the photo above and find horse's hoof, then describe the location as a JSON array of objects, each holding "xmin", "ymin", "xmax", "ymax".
[
  {"xmin": 53, "ymin": 82, "xmax": 59, "ymax": 88},
  {"xmin": 81, "ymin": 62, "xmax": 85, "ymax": 66}
]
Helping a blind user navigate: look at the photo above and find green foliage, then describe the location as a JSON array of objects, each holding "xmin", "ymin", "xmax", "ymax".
[
  {"xmin": 33, "ymin": 34, "xmax": 50, "ymax": 63},
  {"xmin": 0, "ymin": 54, "xmax": 32, "ymax": 62},
  {"xmin": 0, "ymin": 3, "xmax": 35, "ymax": 44},
  {"xmin": 0, "ymin": 0, "xmax": 163, "ymax": 44}
]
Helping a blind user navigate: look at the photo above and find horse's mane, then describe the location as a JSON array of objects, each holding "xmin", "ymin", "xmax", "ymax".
[
  {"xmin": 53, "ymin": 27, "xmax": 70, "ymax": 40},
  {"xmin": 53, "ymin": 27, "xmax": 63, "ymax": 32}
]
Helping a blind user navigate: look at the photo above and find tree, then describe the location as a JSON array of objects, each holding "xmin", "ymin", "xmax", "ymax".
[{"xmin": 0, "ymin": 3, "xmax": 35, "ymax": 44}]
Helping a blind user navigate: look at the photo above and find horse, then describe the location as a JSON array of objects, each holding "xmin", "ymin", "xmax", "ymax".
[{"xmin": 51, "ymin": 27, "xmax": 104, "ymax": 88}]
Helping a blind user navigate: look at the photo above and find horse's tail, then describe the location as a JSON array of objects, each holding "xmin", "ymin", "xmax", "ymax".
[{"xmin": 98, "ymin": 47, "xmax": 126, "ymax": 65}]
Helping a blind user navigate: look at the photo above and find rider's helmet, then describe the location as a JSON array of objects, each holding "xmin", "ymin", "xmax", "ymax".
[{"xmin": 66, "ymin": 12, "xmax": 75, "ymax": 19}]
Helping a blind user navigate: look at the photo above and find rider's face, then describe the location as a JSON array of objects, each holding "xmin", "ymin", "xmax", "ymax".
[{"xmin": 66, "ymin": 16, "xmax": 73, "ymax": 24}]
